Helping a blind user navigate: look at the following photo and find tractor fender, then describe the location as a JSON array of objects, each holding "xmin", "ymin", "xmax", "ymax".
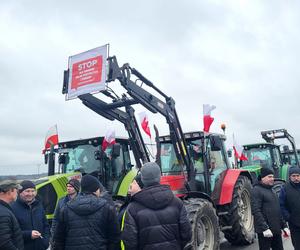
[{"xmin": 218, "ymin": 169, "xmax": 252, "ymax": 205}]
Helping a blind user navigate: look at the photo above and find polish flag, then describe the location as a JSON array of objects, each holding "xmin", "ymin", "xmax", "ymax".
[
  {"xmin": 203, "ymin": 104, "xmax": 216, "ymax": 133},
  {"xmin": 102, "ymin": 129, "xmax": 116, "ymax": 151},
  {"xmin": 233, "ymin": 136, "xmax": 248, "ymax": 161},
  {"xmin": 139, "ymin": 111, "xmax": 151, "ymax": 138},
  {"xmin": 43, "ymin": 125, "xmax": 59, "ymax": 153}
]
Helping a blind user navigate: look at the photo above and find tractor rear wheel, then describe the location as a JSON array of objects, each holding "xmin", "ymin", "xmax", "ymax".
[
  {"xmin": 184, "ymin": 198, "xmax": 219, "ymax": 250},
  {"xmin": 219, "ymin": 175, "xmax": 254, "ymax": 245}
]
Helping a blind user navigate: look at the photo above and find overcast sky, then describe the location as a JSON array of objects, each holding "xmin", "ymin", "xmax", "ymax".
[{"xmin": 1, "ymin": 0, "xmax": 300, "ymax": 175}]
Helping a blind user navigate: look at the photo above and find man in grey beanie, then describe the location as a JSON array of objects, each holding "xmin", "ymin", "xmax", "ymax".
[
  {"xmin": 279, "ymin": 167, "xmax": 300, "ymax": 249},
  {"xmin": 140, "ymin": 162, "xmax": 161, "ymax": 187},
  {"xmin": 122, "ymin": 162, "xmax": 192, "ymax": 250}
]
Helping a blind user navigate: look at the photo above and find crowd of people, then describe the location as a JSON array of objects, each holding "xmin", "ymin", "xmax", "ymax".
[
  {"xmin": 1, "ymin": 162, "xmax": 300, "ymax": 250},
  {"xmin": 0, "ymin": 162, "xmax": 192, "ymax": 250},
  {"xmin": 251, "ymin": 166, "xmax": 300, "ymax": 250}
]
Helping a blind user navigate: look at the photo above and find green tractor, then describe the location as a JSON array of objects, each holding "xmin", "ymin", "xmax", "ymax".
[
  {"xmin": 38, "ymin": 136, "xmax": 138, "ymax": 220},
  {"xmin": 281, "ymin": 147, "xmax": 300, "ymax": 167},
  {"xmin": 240, "ymin": 129, "xmax": 299, "ymax": 192}
]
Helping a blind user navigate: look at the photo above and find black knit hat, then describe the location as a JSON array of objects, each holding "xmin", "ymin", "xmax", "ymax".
[
  {"xmin": 260, "ymin": 167, "xmax": 274, "ymax": 179},
  {"xmin": 289, "ymin": 167, "xmax": 300, "ymax": 176},
  {"xmin": 67, "ymin": 179, "xmax": 80, "ymax": 193},
  {"xmin": 134, "ymin": 173, "xmax": 144, "ymax": 189},
  {"xmin": 19, "ymin": 180, "xmax": 36, "ymax": 193},
  {"xmin": 141, "ymin": 162, "xmax": 161, "ymax": 187},
  {"xmin": 81, "ymin": 175, "xmax": 101, "ymax": 194}
]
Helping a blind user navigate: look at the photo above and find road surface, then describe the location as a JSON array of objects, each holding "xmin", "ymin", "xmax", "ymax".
[{"xmin": 221, "ymin": 236, "xmax": 293, "ymax": 250}]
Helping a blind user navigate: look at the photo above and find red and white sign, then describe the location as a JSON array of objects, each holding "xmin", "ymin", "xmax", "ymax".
[{"xmin": 67, "ymin": 45, "xmax": 108, "ymax": 100}]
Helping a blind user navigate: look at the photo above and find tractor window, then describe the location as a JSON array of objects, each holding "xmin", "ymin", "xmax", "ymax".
[
  {"xmin": 272, "ymin": 148, "xmax": 282, "ymax": 167},
  {"xmin": 160, "ymin": 143, "xmax": 184, "ymax": 174},
  {"xmin": 207, "ymin": 139, "xmax": 228, "ymax": 191},
  {"xmin": 242, "ymin": 147, "xmax": 272, "ymax": 169},
  {"xmin": 62, "ymin": 144, "xmax": 100, "ymax": 174}
]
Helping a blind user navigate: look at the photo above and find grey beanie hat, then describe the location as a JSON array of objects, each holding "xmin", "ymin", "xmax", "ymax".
[
  {"xmin": 289, "ymin": 167, "xmax": 300, "ymax": 176},
  {"xmin": 141, "ymin": 162, "xmax": 161, "ymax": 187}
]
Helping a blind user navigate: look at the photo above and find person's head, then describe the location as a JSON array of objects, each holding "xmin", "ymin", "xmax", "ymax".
[
  {"xmin": 66, "ymin": 179, "xmax": 80, "ymax": 196},
  {"xmin": 289, "ymin": 167, "xmax": 300, "ymax": 184},
  {"xmin": 0, "ymin": 180, "xmax": 21, "ymax": 203},
  {"xmin": 210, "ymin": 157, "xmax": 216, "ymax": 170},
  {"xmin": 81, "ymin": 175, "xmax": 102, "ymax": 197},
  {"xmin": 259, "ymin": 167, "xmax": 274, "ymax": 186},
  {"xmin": 19, "ymin": 180, "xmax": 36, "ymax": 204},
  {"xmin": 192, "ymin": 145, "xmax": 202, "ymax": 161},
  {"xmin": 129, "ymin": 173, "xmax": 143, "ymax": 196},
  {"xmin": 141, "ymin": 162, "xmax": 161, "ymax": 187}
]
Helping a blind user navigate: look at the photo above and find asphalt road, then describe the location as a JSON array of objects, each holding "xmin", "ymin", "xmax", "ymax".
[{"xmin": 221, "ymin": 236, "xmax": 293, "ymax": 250}]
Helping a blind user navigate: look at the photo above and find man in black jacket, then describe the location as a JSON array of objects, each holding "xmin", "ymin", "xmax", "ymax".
[
  {"xmin": 52, "ymin": 174, "xmax": 120, "ymax": 250},
  {"xmin": 122, "ymin": 162, "xmax": 192, "ymax": 250},
  {"xmin": 251, "ymin": 167, "xmax": 288, "ymax": 250},
  {"xmin": 279, "ymin": 166, "xmax": 300, "ymax": 249},
  {"xmin": 0, "ymin": 180, "xmax": 24, "ymax": 250},
  {"xmin": 11, "ymin": 180, "xmax": 50, "ymax": 250}
]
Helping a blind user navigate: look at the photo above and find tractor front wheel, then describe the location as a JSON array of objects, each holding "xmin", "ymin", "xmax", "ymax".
[
  {"xmin": 184, "ymin": 198, "xmax": 219, "ymax": 250},
  {"xmin": 219, "ymin": 175, "xmax": 254, "ymax": 245}
]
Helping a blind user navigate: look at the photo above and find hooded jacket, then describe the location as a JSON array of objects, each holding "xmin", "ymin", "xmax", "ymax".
[
  {"xmin": 121, "ymin": 184, "xmax": 192, "ymax": 250},
  {"xmin": 52, "ymin": 193, "xmax": 120, "ymax": 250}
]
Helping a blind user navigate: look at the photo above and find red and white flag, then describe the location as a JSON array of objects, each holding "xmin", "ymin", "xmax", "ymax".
[
  {"xmin": 203, "ymin": 104, "xmax": 216, "ymax": 133},
  {"xmin": 43, "ymin": 125, "xmax": 59, "ymax": 153},
  {"xmin": 102, "ymin": 129, "xmax": 116, "ymax": 151},
  {"xmin": 139, "ymin": 111, "xmax": 151, "ymax": 138},
  {"xmin": 233, "ymin": 135, "xmax": 248, "ymax": 161}
]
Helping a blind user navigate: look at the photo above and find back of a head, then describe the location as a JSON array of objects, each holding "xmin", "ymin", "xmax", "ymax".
[
  {"xmin": 141, "ymin": 162, "xmax": 161, "ymax": 187},
  {"xmin": 81, "ymin": 175, "xmax": 101, "ymax": 194}
]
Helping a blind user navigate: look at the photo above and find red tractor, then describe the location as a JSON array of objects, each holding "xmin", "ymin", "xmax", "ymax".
[{"xmin": 63, "ymin": 55, "xmax": 255, "ymax": 249}]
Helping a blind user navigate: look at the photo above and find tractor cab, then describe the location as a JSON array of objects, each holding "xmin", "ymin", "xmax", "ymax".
[
  {"xmin": 159, "ymin": 131, "xmax": 229, "ymax": 199},
  {"xmin": 241, "ymin": 143, "xmax": 283, "ymax": 178},
  {"xmin": 44, "ymin": 136, "xmax": 135, "ymax": 197},
  {"xmin": 281, "ymin": 147, "xmax": 300, "ymax": 167}
]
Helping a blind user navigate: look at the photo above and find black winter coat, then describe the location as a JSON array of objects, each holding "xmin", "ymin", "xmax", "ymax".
[
  {"xmin": 121, "ymin": 184, "xmax": 192, "ymax": 250},
  {"xmin": 11, "ymin": 197, "xmax": 50, "ymax": 250},
  {"xmin": 0, "ymin": 200, "xmax": 24, "ymax": 250},
  {"xmin": 251, "ymin": 182, "xmax": 286, "ymax": 234},
  {"xmin": 52, "ymin": 193, "xmax": 120, "ymax": 250}
]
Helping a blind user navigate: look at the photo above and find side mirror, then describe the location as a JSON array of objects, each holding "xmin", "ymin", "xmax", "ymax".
[
  {"xmin": 94, "ymin": 150, "xmax": 103, "ymax": 160},
  {"xmin": 227, "ymin": 150, "xmax": 232, "ymax": 158},
  {"xmin": 111, "ymin": 143, "xmax": 121, "ymax": 158},
  {"xmin": 210, "ymin": 135, "xmax": 222, "ymax": 151},
  {"xmin": 58, "ymin": 154, "xmax": 66, "ymax": 164},
  {"xmin": 283, "ymin": 145, "xmax": 290, "ymax": 153},
  {"xmin": 44, "ymin": 153, "xmax": 48, "ymax": 164}
]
